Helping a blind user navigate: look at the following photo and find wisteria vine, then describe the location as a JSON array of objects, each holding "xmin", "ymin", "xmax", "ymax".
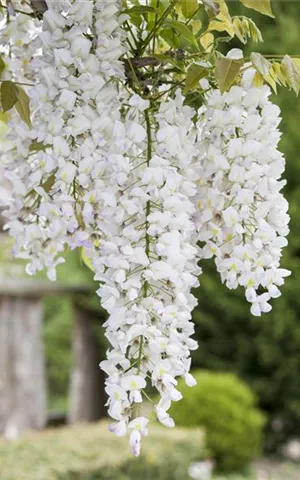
[{"xmin": 0, "ymin": 0, "xmax": 292, "ymax": 456}]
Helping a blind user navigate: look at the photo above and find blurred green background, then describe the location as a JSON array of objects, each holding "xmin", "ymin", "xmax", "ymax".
[{"xmin": 2, "ymin": 2, "xmax": 300, "ymax": 480}]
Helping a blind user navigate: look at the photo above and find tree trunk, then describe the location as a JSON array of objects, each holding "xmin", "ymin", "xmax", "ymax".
[
  {"xmin": 0, "ymin": 296, "xmax": 47, "ymax": 439},
  {"xmin": 68, "ymin": 303, "xmax": 106, "ymax": 424}
]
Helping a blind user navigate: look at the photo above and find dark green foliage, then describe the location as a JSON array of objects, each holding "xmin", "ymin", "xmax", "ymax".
[
  {"xmin": 170, "ymin": 370, "xmax": 265, "ymax": 472},
  {"xmin": 192, "ymin": 256, "xmax": 300, "ymax": 452},
  {"xmin": 44, "ymin": 298, "xmax": 72, "ymax": 410}
]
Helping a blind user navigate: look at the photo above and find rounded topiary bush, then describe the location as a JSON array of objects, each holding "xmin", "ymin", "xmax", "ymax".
[{"xmin": 170, "ymin": 370, "xmax": 265, "ymax": 472}]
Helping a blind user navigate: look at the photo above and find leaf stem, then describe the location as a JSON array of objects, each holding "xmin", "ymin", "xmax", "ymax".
[
  {"xmin": 137, "ymin": 0, "xmax": 177, "ymax": 56},
  {"xmin": 0, "ymin": 2, "xmax": 34, "ymax": 17}
]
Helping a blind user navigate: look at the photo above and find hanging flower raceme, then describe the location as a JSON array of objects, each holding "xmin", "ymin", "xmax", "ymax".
[
  {"xmin": 91, "ymin": 91, "xmax": 201, "ymax": 455},
  {"xmin": 195, "ymin": 79, "xmax": 290, "ymax": 316},
  {"xmin": 3, "ymin": 3, "xmax": 202, "ymax": 455},
  {"xmin": 3, "ymin": 0, "xmax": 127, "ymax": 280}
]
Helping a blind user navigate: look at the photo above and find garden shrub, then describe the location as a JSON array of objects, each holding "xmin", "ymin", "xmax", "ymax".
[{"xmin": 170, "ymin": 370, "xmax": 266, "ymax": 472}]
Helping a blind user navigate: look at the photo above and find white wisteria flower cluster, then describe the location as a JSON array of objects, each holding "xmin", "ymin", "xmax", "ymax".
[
  {"xmin": 0, "ymin": 0, "xmax": 40, "ymax": 80},
  {"xmin": 96, "ymin": 91, "xmax": 201, "ymax": 455},
  {"xmin": 195, "ymin": 78, "xmax": 290, "ymax": 316},
  {"xmin": 3, "ymin": 0, "xmax": 126, "ymax": 279},
  {"xmin": 1, "ymin": 0, "xmax": 290, "ymax": 457}
]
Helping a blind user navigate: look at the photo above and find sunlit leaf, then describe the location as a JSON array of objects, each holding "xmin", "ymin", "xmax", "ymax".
[
  {"xmin": 200, "ymin": 32, "xmax": 214, "ymax": 52},
  {"xmin": 81, "ymin": 248, "xmax": 95, "ymax": 272},
  {"xmin": 183, "ymin": 62, "xmax": 209, "ymax": 94},
  {"xmin": 191, "ymin": 19, "xmax": 202, "ymax": 35},
  {"xmin": 265, "ymin": 72, "xmax": 277, "ymax": 93},
  {"xmin": 215, "ymin": 55, "xmax": 244, "ymax": 93},
  {"xmin": 281, "ymin": 55, "xmax": 300, "ymax": 95},
  {"xmin": 250, "ymin": 52, "xmax": 270, "ymax": 76},
  {"xmin": 232, "ymin": 17, "xmax": 262, "ymax": 44},
  {"xmin": 180, "ymin": 0, "xmax": 198, "ymax": 18},
  {"xmin": 240, "ymin": 0, "xmax": 274, "ymax": 17},
  {"xmin": 271, "ymin": 62, "xmax": 287, "ymax": 87},
  {"xmin": 215, "ymin": 0, "xmax": 232, "ymax": 22},
  {"xmin": 248, "ymin": 18, "xmax": 263, "ymax": 42},
  {"xmin": 232, "ymin": 17, "xmax": 248, "ymax": 44},
  {"xmin": 209, "ymin": 19, "xmax": 235, "ymax": 37},
  {"xmin": 0, "ymin": 111, "xmax": 10, "ymax": 124},
  {"xmin": 292, "ymin": 57, "xmax": 300, "ymax": 70},
  {"xmin": 253, "ymin": 71, "xmax": 264, "ymax": 87}
]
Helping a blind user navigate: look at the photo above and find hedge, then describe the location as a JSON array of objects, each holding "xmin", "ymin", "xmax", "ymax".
[
  {"xmin": 170, "ymin": 370, "xmax": 265, "ymax": 472},
  {"xmin": 0, "ymin": 421, "xmax": 205, "ymax": 480}
]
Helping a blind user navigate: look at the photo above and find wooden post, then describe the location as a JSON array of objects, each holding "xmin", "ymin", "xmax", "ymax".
[
  {"xmin": 0, "ymin": 280, "xmax": 92, "ymax": 438},
  {"xmin": 68, "ymin": 303, "xmax": 106, "ymax": 424},
  {"xmin": 0, "ymin": 295, "xmax": 46, "ymax": 438}
]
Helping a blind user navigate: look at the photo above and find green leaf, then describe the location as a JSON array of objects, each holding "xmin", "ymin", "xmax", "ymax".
[
  {"xmin": 29, "ymin": 141, "xmax": 51, "ymax": 153},
  {"xmin": 0, "ymin": 56, "xmax": 6, "ymax": 78},
  {"xmin": 0, "ymin": 80, "xmax": 19, "ymax": 112},
  {"xmin": 265, "ymin": 71, "xmax": 277, "ymax": 93},
  {"xmin": 147, "ymin": 0, "xmax": 165, "ymax": 31},
  {"xmin": 253, "ymin": 71, "xmax": 264, "ymax": 87},
  {"xmin": 15, "ymin": 86, "xmax": 32, "ymax": 128},
  {"xmin": 123, "ymin": 5, "xmax": 155, "ymax": 13},
  {"xmin": 81, "ymin": 248, "xmax": 95, "ymax": 272},
  {"xmin": 291, "ymin": 57, "xmax": 300, "ymax": 70},
  {"xmin": 248, "ymin": 18, "xmax": 263, "ymax": 42},
  {"xmin": 0, "ymin": 111, "xmax": 10, "ymax": 124},
  {"xmin": 270, "ymin": 62, "xmax": 287, "ymax": 87},
  {"xmin": 209, "ymin": 19, "xmax": 235, "ymax": 37},
  {"xmin": 181, "ymin": 0, "xmax": 198, "ymax": 18},
  {"xmin": 215, "ymin": 55, "xmax": 244, "ymax": 93},
  {"xmin": 250, "ymin": 52, "xmax": 270, "ymax": 76},
  {"xmin": 127, "ymin": 13, "xmax": 142, "ymax": 28},
  {"xmin": 200, "ymin": 32, "xmax": 214, "ymax": 52},
  {"xmin": 160, "ymin": 29, "xmax": 180, "ymax": 49},
  {"xmin": 232, "ymin": 17, "xmax": 262, "ymax": 44},
  {"xmin": 240, "ymin": 0, "xmax": 274, "ymax": 18},
  {"xmin": 281, "ymin": 55, "xmax": 300, "ymax": 95},
  {"xmin": 163, "ymin": 19, "xmax": 199, "ymax": 48},
  {"xmin": 184, "ymin": 63, "xmax": 208, "ymax": 94},
  {"xmin": 41, "ymin": 170, "xmax": 57, "ymax": 193},
  {"xmin": 123, "ymin": 5, "xmax": 156, "ymax": 27}
]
